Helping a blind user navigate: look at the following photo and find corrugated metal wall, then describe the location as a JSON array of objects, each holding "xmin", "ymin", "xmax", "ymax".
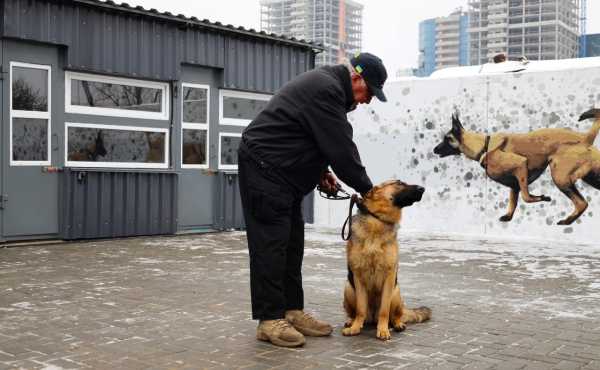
[
  {"xmin": 213, "ymin": 172, "xmax": 314, "ymax": 231},
  {"xmin": 1, "ymin": 0, "xmax": 315, "ymax": 92},
  {"xmin": 213, "ymin": 172, "xmax": 245, "ymax": 231},
  {"xmin": 60, "ymin": 169, "xmax": 178, "ymax": 239}
]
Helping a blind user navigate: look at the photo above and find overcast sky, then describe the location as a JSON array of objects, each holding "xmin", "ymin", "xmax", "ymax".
[{"xmin": 129, "ymin": 0, "xmax": 600, "ymax": 75}]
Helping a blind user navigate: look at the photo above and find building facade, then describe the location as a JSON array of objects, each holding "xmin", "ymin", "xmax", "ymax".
[
  {"xmin": 580, "ymin": 33, "xmax": 600, "ymax": 57},
  {"xmin": 416, "ymin": 11, "xmax": 469, "ymax": 77},
  {"xmin": 260, "ymin": 0, "xmax": 363, "ymax": 66},
  {"xmin": 468, "ymin": 0, "xmax": 580, "ymax": 65},
  {"xmin": 0, "ymin": 0, "xmax": 318, "ymax": 242}
]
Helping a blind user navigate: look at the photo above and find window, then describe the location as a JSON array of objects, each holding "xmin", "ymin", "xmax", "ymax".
[
  {"xmin": 218, "ymin": 133, "xmax": 241, "ymax": 170},
  {"xmin": 10, "ymin": 62, "xmax": 51, "ymax": 166},
  {"xmin": 65, "ymin": 123, "xmax": 169, "ymax": 169},
  {"xmin": 65, "ymin": 72, "xmax": 170, "ymax": 120},
  {"xmin": 219, "ymin": 90, "xmax": 271, "ymax": 126},
  {"xmin": 181, "ymin": 83, "xmax": 210, "ymax": 169}
]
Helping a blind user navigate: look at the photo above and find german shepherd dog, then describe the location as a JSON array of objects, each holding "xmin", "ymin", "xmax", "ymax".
[
  {"xmin": 433, "ymin": 109, "xmax": 600, "ymax": 225},
  {"xmin": 343, "ymin": 180, "xmax": 432, "ymax": 341}
]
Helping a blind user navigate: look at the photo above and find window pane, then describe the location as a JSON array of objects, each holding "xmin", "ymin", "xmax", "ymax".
[
  {"xmin": 220, "ymin": 136, "xmax": 241, "ymax": 166},
  {"xmin": 12, "ymin": 67, "xmax": 48, "ymax": 111},
  {"xmin": 68, "ymin": 127, "xmax": 166, "ymax": 163},
  {"xmin": 182, "ymin": 129, "xmax": 207, "ymax": 165},
  {"xmin": 222, "ymin": 96, "xmax": 268, "ymax": 121},
  {"xmin": 12, "ymin": 118, "xmax": 48, "ymax": 161},
  {"xmin": 183, "ymin": 87, "xmax": 208, "ymax": 123},
  {"xmin": 71, "ymin": 79, "xmax": 163, "ymax": 112}
]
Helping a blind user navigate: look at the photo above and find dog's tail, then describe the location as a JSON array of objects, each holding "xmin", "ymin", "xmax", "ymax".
[
  {"xmin": 401, "ymin": 306, "xmax": 432, "ymax": 324},
  {"xmin": 580, "ymin": 108, "xmax": 600, "ymax": 146}
]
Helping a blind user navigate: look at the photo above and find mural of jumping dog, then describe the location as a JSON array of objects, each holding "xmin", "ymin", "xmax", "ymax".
[{"xmin": 433, "ymin": 109, "xmax": 600, "ymax": 225}]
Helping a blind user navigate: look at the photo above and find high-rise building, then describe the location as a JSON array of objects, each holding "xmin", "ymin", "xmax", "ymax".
[
  {"xmin": 468, "ymin": 0, "xmax": 580, "ymax": 65},
  {"xmin": 260, "ymin": 0, "xmax": 363, "ymax": 66},
  {"xmin": 416, "ymin": 10, "xmax": 469, "ymax": 77},
  {"xmin": 580, "ymin": 33, "xmax": 600, "ymax": 57}
]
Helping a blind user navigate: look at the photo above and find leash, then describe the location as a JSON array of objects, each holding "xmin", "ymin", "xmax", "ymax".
[
  {"xmin": 341, "ymin": 194, "xmax": 361, "ymax": 241},
  {"xmin": 316, "ymin": 182, "xmax": 357, "ymax": 241}
]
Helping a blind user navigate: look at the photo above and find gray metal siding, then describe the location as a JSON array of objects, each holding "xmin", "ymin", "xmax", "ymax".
[
  {"xmin": 60, "ymin": 169, "xmax": 178, "ymax": 239},
  {"xmin": 213, "ymin": 172, "xmax": 245, "ymax": 231},
  {"xmin": 2, "ymin": 0, "xmax": 315, "ymax": 92}
]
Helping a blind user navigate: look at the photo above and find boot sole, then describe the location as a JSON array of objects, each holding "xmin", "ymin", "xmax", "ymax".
[
  {"xmin": 256, "ymin": 332, "xmax": 306, "ymax": 347},
  {"xmin": 293, "ymin": 325, "xmax": 333, "ymax": 337}
]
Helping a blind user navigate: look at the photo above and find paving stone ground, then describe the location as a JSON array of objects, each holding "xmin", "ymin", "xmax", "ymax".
[{"xmin": 1, "ymin": 228, "xmax": 599, "ymax": 370}]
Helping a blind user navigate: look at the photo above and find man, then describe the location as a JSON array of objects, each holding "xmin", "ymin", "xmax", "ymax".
[{"xmin": 238, "ymin": 53, "xmax": 388, "ymax": 347}]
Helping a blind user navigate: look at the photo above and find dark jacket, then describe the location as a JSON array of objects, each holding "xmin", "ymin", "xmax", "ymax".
[{"xmin": 241, "ymin": 64, "xmax": 373, "ymax": 196}]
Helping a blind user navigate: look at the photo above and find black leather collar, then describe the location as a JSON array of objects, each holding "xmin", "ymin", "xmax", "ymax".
[{"xmin": 475, "ymin": 135, "xmax": 491, "ymax": 162}]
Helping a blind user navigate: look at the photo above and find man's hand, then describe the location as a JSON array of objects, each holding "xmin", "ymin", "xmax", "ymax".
[{"xmin": 319, "ymin": 171, "xmax": 338, "ymax": 195}]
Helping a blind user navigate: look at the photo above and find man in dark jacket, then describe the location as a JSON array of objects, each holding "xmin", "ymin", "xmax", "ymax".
[{"xmin": 238, "ymin": 53, "xmax": 387, "ymax": 347}]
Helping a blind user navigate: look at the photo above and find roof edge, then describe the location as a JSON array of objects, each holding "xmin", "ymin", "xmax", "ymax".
[{"xmin": 74, "ymin": 0, "xmax": 325, "ymax": 51}]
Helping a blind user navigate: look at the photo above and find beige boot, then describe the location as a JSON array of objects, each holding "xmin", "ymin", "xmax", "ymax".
[
  {"xmin": 256, "ymin": 319, "xmax": 306, "ymax": 347},
  {"xmin": 285, "ymin": 310, "xmax": 333, "ymax": 337}
]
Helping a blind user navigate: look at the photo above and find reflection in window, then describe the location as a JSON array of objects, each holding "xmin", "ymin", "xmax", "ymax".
[
  {"xmin": 220, "ymin": 135, "xmax": 241, "ymax": 166},
  {"xmin": 12, "ymin": 118, "xmax": 48, "ymax": 161},
  {"xmin": 182, "ymin": 129, "xmax": 207, "ymax": 165},
  {"xmin": 67, "ymin": 126, "xmax": 166, "ymax": 164},
  {"xmin": 71, "ymin": 79, "xmax": 162, "ymax": 112},
  {"xmin": 12, "ymin": 67, "xmax": 48, "ymax": 111},
  {"xmin": 183, "ymin": 87, "xmax": 208, "ymax": 123},
  {"xmin": 222, "ymin": 96, "xmax": 269, "ymax": 121}
]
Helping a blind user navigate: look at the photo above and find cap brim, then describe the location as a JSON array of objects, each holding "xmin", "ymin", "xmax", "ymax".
[{"xmin": 368, "ymin": 84, "xmax": 387, "ymax": 102}]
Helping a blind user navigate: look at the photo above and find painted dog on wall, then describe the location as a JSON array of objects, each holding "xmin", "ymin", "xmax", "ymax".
[{"xmin": 433, "ymin": 109, "xmax": 600, "ymax": 225}]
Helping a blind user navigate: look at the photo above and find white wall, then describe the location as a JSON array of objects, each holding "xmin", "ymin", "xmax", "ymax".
[{"xmin": 315, "ymin": 60, "xmax": 600, "ymax": 244}]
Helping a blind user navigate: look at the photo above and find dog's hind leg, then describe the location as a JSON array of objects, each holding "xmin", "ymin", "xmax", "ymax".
[
  {"xmin": 389, "ymin": 287, "xmax": 406, "ymax": 332},
  {"xmin": 550, "ymin": 158, "xmax": 590, "ymax": 225},
  {"xmin": 500, "ymin": 187, "xmax": 519, "ymax": 222}
]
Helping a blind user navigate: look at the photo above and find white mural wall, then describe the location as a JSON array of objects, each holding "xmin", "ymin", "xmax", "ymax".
[{"xmin": 314, "ymin": 58, "xmax": 600, "ymax": 244}]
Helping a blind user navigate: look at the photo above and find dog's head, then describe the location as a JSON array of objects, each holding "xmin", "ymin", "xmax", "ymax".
[
  {"xmin": 433, "ymin": 114, "xmax": 464, "ymax": 157},
  {"xmin": 362, "ymin": 180, "xmax": 425, "ymax": 223}
]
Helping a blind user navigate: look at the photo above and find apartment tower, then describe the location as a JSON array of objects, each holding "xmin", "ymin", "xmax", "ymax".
[
  {"xmin": 260, "ymin": 0, "xmax": 363, "ymax": 66},
  {"xmin": 468, "ymin": 0, "xmax": 580, "ymax": 65}
]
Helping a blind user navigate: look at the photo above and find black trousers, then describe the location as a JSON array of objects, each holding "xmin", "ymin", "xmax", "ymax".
[{"xmin": 238, "ymin": 150, "xmax": 305, "ymax": 320}]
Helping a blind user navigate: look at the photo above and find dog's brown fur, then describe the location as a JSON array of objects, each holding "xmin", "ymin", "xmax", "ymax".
[
  {"xmin": 342, "ymin": 180, "xmax": 431, "ymax": 341},
  {"xmin": 434, "ymin": 109, "xmax": 600, "ymax": 224}
]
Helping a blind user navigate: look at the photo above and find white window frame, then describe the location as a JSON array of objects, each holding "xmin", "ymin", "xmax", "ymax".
[
  {"xmin": 65, "ymin": 122, "xmax": 170, "ymax": 169},
  {"xmin": 65, "ymin": 71, "xmax": 170, "ymax": 120},
  {"xmin": 219, "ymin": 89, "xmax": 271, "ymax": 126},
  {"xmin": 10, "ymin": 61, "xmax": 52, "ymax": 166},
  {"xmin": 181, "ymin": 83, "xmax": 210, "ymax": 169},
  {"xmin": 218, "ymin": 132, "xmax": 242, "ymax": 170}
]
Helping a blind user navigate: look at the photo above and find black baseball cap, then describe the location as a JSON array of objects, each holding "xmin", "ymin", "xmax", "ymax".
[{"xmin": 350, "ymin": 52, "xmax": 388, "ymax": 102}]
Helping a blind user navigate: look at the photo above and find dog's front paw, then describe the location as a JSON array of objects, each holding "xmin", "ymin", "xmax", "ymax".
[
  {"xmin": 557, "ymin": 218, "xmax": 573, "ymax": 226},
  {"xmin": 342, "ymin": 325, "xmax": 362, "ymax": 336},
  {"xmin": 499, "ymin": 215, "xmax": 513, "ymax": 222},
  {"xmin": 376, "ymin": 326, "xmax": 391, "ymax": 341},
  {"xmin": 541, "ymin": 195, "xmax": 552, "ymax": 202}
]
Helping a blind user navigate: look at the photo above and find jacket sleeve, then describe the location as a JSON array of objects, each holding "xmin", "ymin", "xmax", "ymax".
[{"xmin": 301, "ymin": 88, "xmax": 373, "ymax": 194}]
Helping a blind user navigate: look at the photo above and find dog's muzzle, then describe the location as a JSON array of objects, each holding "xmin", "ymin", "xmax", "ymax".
[{"xmin": 394, "ymin": 186, "xmax": 425, "ymax": 208}]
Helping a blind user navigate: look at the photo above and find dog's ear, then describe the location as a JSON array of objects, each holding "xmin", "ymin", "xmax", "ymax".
[
  {"xmin": 451, "ymin": 113, "xmax": 463, "ymax": 133},
  {"xmin": 363, "ymin": 186, "xmax": 378, "ymax": 199}
]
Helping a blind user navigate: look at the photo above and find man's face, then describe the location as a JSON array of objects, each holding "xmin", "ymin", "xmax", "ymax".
[{"xmin": 350, "ymin": 73, "xmax": 373, "ymax": 108}]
